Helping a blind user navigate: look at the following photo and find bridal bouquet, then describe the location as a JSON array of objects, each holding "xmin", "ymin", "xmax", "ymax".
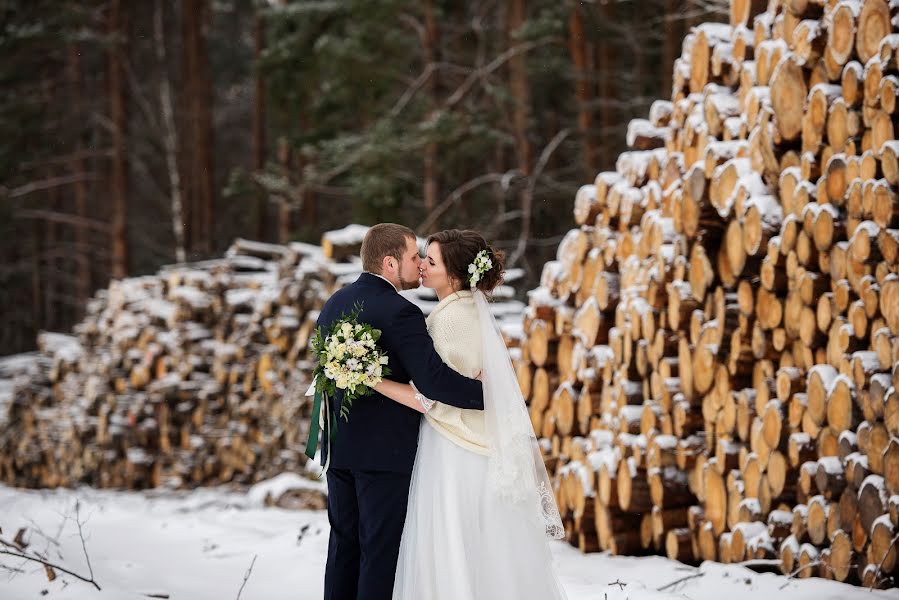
[{"xmin": 305, "ymin": 303, "xmax": 390, "ymax": 462}]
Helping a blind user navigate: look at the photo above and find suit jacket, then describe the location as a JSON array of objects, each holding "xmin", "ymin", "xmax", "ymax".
[{"xmin": 316, "ymin": 272, "xmax": 484, "ymax": 473}]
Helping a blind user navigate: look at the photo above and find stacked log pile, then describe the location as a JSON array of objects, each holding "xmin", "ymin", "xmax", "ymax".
[
  {"xmin": 0, "ymin": 228, "xmax": 371, "ymax": 490},
  {"xmin": 518, "ymin": 0, "xmax": 899, "ymax": 588}
]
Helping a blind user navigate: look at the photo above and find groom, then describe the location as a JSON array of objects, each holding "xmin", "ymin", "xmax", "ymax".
[{"xmin": 316, "ymin": 223, "xmax": 484, "ymax": 600}]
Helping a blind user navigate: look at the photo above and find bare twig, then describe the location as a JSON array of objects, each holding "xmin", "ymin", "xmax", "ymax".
[
  {"xmin": 732, "ymin": 558, "xmax": 782, "ymax": 572},
  {"xmin": 777, "ymin": 560, "xmax": 822, "ymax": 589},
  {"xmin": 0, "ymin": 563, "xmax": 25, "ymax": 575},
  {"xmin": 24, "ymin": 517, "xmax": 62, "ymax": 550},
  {"xmin": 122, "ymin": 57, "xmax": 163, "ymax": 134},
  {"xmin": 18, "ymin": 148, "xmax": 113, "ymax": 171},
  {"xmin": 416, "ymin": 170, "xmax": 523, "ymax": 233},
  {"xmin": 0, "ymin": 502, "xmax": 101, "ymax": 591},
  {"xmin": 0, "ymin": 548, "xmax": 101, "ymax": 590},
  {"xmin": 236, "ymin": 554, "xmax": 258, "ymax": 600},
  {"xmin": 657, "ymin": 571, "xmax": 705, "ymax": 591},
  {"xmin": 387, "ymin": 63, "xmax": 437, "ymax": 118},
  {"xmin": 868, "ymin": 531, "xmax": 899, "ymax": 590},
  {"xmin": 73, "ymin": 501, "xmax": 96, "ymax": 586},
  {"xmin": 508, "ymin": 128, "xmax": 571, "ymax": 267},
  {"xmin": 397, "ymin": 12, "xmax": 425, "ymax": 42},
  {"xmin": 444, "ymin": 37, "xmax": 560, "ymax": 109},
  {"xmin": 608, "ymin": 578, "xmax": 628, "ymax": 590},
  {"xmin": 154, "ymin": 0, "xmax": 186, "ymax": 263},
  {"xmin": 14, "ymin": 209, "xmax": 110, "ymax": 233},
  {"xmin": 6, "ymin": 174, "xmax": 99, "ymax": 199}
]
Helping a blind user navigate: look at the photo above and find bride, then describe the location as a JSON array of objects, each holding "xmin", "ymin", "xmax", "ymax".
[{"xmin": 374, "ymin": 229, "xmax": 567, "ymax": 600}]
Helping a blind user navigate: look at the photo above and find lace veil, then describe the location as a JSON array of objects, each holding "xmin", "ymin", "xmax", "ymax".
[{"xmin": 474, "ymin": 290, "xmax": 564, "ymax": 539}]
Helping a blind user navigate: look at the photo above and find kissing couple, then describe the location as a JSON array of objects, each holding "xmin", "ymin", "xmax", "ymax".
[{"xmin": 316, "ymin": 224, "xmax": 567, "ymax": 600}]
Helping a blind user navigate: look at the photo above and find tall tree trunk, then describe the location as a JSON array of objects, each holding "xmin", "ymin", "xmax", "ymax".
[
  {"xmin": 253, "ymin": 10, "xmax": 268, "ymax": 241},
  {"xmin": 662, "ymin": 0, "xmax": 679, "ymax": 96},
  {"xmin": 32, "ymin": 220, "xmax": 43, "ymax": 331},
  {"xmin": 489, "ymin": 142, "xmax": 508, "ymax": 238},
  {"xmin": 196, "ymin": 1, "xmax": 214, "ymax": 254},
  {"xmin": 182, "ymin": 0, "xmax": 215, "ymax": 256},
  {"xmin": 509, "ymin": 0, "xmax": 533, "ymax": 266},
  {"xmin": 276, "ymin": 137, "xmax": 291, "ymax": 245},
  {"xmin": 597, "ymin": 0, "xmax": 616, "ymax": 169},
  {"xmin": 108, "ymin": 0, "xmax": 129, "ymax": 280},
  {"xmin": 567, "ymin": 2, "xmax": 597, "ymax": 174},
  {"xmin": 300, "ymin": 183, "xmax": 316, "ymax": 230},
  {"xmin": 634, "ymin": 1, "xmax": 646, "ymax": 117},
  {"xmin": 155, "ymin": 0, "xmax": 186, "ymax": 263},
  {"xmin": 68, "ymin": 44, "xmax": 91, "ymax": 307},
  {"xmin": 422, "ymin": 0, "xmax": 440, "ymax": 230},
  {"xmin": 45, "ymin": 166, "xmax": 58, "ymax": 330},
  {"xmin": 178, "ymin": 6, "xmax": 193, "ymax": 254},
  {"xmin": 296, "ymin": 127, "xmax": 317, "ymax": 232}
]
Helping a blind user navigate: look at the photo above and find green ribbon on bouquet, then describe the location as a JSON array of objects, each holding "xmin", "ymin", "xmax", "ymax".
[
  {"xmin": 304, "ymin": 388, "xmax": 337, "ymax": 472},
  {"xmin": 304, "ymin": 388, "xmax": 323, "ymax": 460}
]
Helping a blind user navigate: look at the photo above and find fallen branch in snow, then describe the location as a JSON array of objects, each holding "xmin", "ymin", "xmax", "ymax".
[
  {"xmin": 607, "ymin": 578, "xmax": 627, "ymax": 590},
  {"xmin": 0, "ymin": 502, "xmax": 102, "ymax": 591},
  {"xmin": 236, "ymin": 554, "xmax": 257, "ymax": 600},
  {"xmin": 868, "ymin": 531, "xmax": 899, "ymax": 590},
  {"xmin": 733, "ymin": 558, "xmax": 782, "ymax": 573},
  {"xmin": 777, "ymin": 561, "xmax": 823, "ymax": 589},
  {"xmin": 656, "ymin": 571, "xmax": 705, "ymax": 591},
  {"xmin": 73, "ymin": 501, "xmax": 97, "ymax": 587},
  {"xmin": 0, "ymin": 563, "xmax": 25, "ymax": 575},
  {"xmin": 0, "ymin": 545, "xmax": 101, "ymax": 590},
  {"xmin": 24, "ymin": 516, "xmax": 63, "ymax": 551}
]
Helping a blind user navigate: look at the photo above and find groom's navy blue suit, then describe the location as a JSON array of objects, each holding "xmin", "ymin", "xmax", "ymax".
[{"xmin": 318, "ymin": 272, "xmax": 484, "ymax": 600}]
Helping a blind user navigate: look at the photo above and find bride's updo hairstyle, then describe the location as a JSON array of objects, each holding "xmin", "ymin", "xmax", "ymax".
[{"xmin": 427, "ymin": 229, "xmax": 506, "ymax": 293}]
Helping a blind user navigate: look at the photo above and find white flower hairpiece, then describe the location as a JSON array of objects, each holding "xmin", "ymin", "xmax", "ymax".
[{"xmin": 467, "ymin": 249, "xmax": 493, "ymax": 289}]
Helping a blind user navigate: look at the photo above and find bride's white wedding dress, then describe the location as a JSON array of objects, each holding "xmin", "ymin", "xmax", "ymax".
[{"xmin": 392, "ymin": 290, "xmax": 567, "ymax": 600}]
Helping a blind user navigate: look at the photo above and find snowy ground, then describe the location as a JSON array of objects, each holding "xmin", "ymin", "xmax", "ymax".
[{"xmin": 2, "ymin": 477, "xmax": 898, "ymax": 600}]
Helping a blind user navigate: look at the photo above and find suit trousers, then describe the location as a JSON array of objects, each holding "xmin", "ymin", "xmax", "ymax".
[{"xmin": 324, "ymin": 468, "xmax": 412, "ymax": 600}]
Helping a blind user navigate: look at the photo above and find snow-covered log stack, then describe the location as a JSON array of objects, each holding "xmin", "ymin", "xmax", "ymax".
[
  {"xmin": 0, "ymin": 228, "xmax": 371, "ymax": 490},
  {"xmin": 519, "ymin": 0, "xmax": 899, "ymax": 588}
]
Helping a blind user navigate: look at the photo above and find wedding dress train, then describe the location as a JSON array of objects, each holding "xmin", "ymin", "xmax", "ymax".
[
  {"xmin": 392, "ymin": 419, "xmax": 567, "ymax": 600},
  {"xmin": 392, "ymin": 289, "xmax": 567, "ymax": 600}
]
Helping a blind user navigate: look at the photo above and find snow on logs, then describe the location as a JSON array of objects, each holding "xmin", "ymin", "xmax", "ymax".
[
  {"xmin": 0, "ymin": 233, "xmax": 374, "ymax": 490},
  {"xmin": 523, "ymin": 0, "xmax": 899, "ymax": 588}
]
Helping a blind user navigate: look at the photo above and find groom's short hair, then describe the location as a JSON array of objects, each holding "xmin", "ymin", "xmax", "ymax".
[{"xmin": 361, "ymin": 223, "xmax": 417, "ymax": 273}]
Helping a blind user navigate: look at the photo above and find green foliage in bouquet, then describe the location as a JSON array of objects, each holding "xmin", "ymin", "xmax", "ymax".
[{"xmin": 310, "ymin": 302, "xmax": 390, "ymax": 420}]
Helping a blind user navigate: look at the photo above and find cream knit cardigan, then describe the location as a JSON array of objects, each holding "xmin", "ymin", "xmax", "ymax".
[{"xmin": 423, "ymin": 290, "xmax": 489, "ymax": 455}]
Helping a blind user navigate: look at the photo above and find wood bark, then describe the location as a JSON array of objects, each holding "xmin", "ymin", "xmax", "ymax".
[
  {"xmin": 182, "ymin": 0, "xmax": 215, "ymax": 256},
  {"xmin": 253, "ymin": 9, "xmax": 268, "ymax": 240},
  {"xmin": 508, "ymin": 0, "xmax": 533, "ymax": 263},
  {"xmin": 108, "ymin": 0, "xmax": 129, "ymax": 279},
  {"xmin": 568, "ymin": 4, "xmax": 597, "ymax": 173}
]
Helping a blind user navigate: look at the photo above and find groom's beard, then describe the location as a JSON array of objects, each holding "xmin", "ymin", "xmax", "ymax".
[{"xmin": 398, "ymin": 273, "xmax": 420, "ymax": 291}]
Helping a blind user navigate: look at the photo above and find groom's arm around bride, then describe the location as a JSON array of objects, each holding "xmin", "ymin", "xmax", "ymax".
[{"xmin": 319, "ymin": 223, "xmax": 482, "ymax": 600}]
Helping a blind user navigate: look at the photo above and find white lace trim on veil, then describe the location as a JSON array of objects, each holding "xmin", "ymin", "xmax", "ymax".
[{"xmin": 474, "ymin": 290, "xmax": 564, "ymax": 539}]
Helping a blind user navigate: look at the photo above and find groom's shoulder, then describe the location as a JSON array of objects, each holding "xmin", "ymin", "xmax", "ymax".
[
  {"xmin": 324, "ymin": 277, "xmax": 414, "ymax": 315},
  {"xmin": 394, "ymin": 293, "xmax": 422, "ymax": 315},
  {"xmin": 356, "ymin": 284, "xmax": 422, "ymax": 322},
  {"xmin": 367, "ymin": 286, "xmax": 421, "ymax": 318}
]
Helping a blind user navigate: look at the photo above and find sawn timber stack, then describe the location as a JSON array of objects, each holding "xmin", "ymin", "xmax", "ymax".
[
  {"xmin": 0, "ymin": 228, "xmax": 371, "ymax": 490},
  {"xmin": 519, "ymin": 0, "xmax": 899, "ymax": 589}
]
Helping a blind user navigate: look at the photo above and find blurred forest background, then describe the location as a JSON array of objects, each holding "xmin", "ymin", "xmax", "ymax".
[{"xmin": 0, "ymin": 0, "xmax": 728, "ymax": 355}]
